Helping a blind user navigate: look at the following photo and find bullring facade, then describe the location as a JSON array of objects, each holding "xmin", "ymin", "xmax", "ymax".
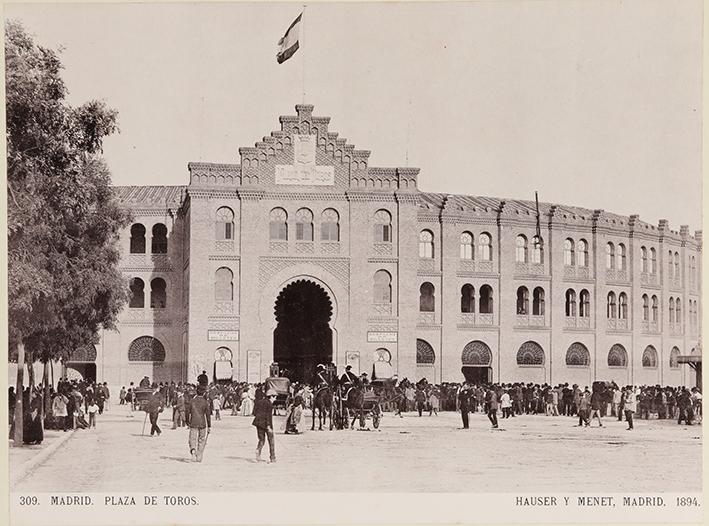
[{"xmin": 79, "ymin": 105, "xmax": 701, "ymax": 388}]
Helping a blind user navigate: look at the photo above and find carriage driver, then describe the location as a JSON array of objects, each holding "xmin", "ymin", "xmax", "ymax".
[
  {"xmin": 314, "ymin": 364, "xmax": 330, "ymax": 389},
  {"xmin": 340, "ymin": 365, "xmax": 359, "ymax": 389}
]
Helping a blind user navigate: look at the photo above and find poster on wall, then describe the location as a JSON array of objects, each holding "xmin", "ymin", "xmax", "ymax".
[{"xmin": 246, "ymin": 350, "xmax": 261, "ymax": 384}]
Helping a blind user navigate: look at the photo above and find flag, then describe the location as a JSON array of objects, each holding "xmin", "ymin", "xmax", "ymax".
[{"xmin": 277, "ymin": 13, "xmax": 302, "ymax": 64}]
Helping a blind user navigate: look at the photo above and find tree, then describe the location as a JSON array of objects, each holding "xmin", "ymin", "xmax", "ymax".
[{"xmin": 6, "ymin": 20, "xmax": 130, "ymax": 445}]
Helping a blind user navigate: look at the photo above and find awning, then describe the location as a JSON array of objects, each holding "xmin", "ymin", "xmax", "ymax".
[
  {"xmin": 214, "ymin": 361, "xmax": 233, "ymax": 381},
  {"xmin": 373, "ymin": 361, "xmax": 394, "ymax": 379}
]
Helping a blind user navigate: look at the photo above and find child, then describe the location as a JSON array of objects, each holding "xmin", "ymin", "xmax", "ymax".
[
  {"xmin": 87, "ymin": 400, "xmax": 99, "ymax": 428},
  {"xmin": 213, "ymin": 395, "xmax": 221, "ymax": 421}
]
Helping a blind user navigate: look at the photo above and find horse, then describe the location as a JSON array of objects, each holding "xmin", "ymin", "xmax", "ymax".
[
  {"xmin": 337, "ymin": 385, "xmax": 367, "ymax": 430},
  {"xmin": 311, "ymin": 386, "xmax": 334, "ymax": 431}
]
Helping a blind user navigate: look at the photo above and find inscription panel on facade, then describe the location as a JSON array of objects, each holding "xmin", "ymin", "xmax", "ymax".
[
  {"xmin": 207, "ymin": 330, "xmax": 240, "ymax": 341},
  {"xmin": 275, "ymin": 134, "xmax": 334, "ymax": 185},
  {"xmin": 367, "ymin": 331, "xmax": 398, "ymax": 343}
]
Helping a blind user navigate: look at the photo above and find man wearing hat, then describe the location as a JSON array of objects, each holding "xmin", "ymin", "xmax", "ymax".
[
  {"xmin": 339, "ymin": 365, "xmax": 358, "ymax": 389},
  {"xmin": 314, "ymin": 364, "xmax": 329, "ymax": 389},
  {"xmin": 253, "ymin": 388, "xmax": 277, "ymax": 463},
  {"xmin": 187, "ymin": 386, "xmax": 211, "ymax": 462},
  {"xmin": 197, "ymin": 370, "xmax": 209, "ymax": 387}
]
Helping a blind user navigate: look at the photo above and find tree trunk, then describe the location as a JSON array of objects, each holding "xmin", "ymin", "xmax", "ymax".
[
  {"xmin": 13, "ymin": 342, "xmax": 25, "ymax": 446},
  {"xmin": 50, "ymin": 359, "xmax": 54, "ymax": 388},
  {"xmin": 43, "ymin": 360, "xmax": 50, "ymax": 421},
  {"xmin": 27, "ymin": 353, "xmax": 35, "ymax": 389}
]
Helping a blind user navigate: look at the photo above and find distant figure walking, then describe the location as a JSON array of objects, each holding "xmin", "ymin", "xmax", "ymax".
[
  {"xmin": 187, "ymin": 386, "xmax": 211, "ymax": 462},
  {"xmin": 253, "ymin": 389, "xmax": 277, "ymax": 463}
]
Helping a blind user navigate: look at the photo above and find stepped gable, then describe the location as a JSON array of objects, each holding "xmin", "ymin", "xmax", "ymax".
[{"xmin": 188, "ymin": 104, "xmax": 419, "ymax": 192}]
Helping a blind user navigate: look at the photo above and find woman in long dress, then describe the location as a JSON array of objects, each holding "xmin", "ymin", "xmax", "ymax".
[{"xmin": 240, "ymin": 384, "xmax": 254, "ymax": 416}]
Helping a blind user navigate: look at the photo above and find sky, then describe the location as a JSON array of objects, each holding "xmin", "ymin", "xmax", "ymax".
[{"xmin": 6, "ymin": 1, "xmax": 703, "ymax": 230}]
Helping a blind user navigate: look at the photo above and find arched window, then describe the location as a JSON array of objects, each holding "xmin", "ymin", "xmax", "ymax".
[
  {"xmin": 373, "ymin": 270, "xmax": 392, "ymax": 304},
  {"xmin": 617, "ymin": 243, "xmax": 626, "ymax": 271},
  {"xmin": 460, "ymin": 284, "xmax": 475, "ymax": 313},
  {"xmin": 608, "ymin": 344, "xmax": 628, "ymax": 367},
  {"xmin": 295, "ymin": 208, "xmax": 314, "ymax": 241},
  {"xmin": 676, "ymin": 298, "xmax": 682, "ymax": 324},
  {"xmin": 516, "ymin": 235, "xmax": 528, "ymax": 263},
  {"xmin": 374, "ymin": 348, "xmax": 392, "ymax": 363},
  {"xmin": 151, "ymin": 223, "xmax": 168, "ymax": 254},
  {"xmin": 129, "ymin": 278, "xmax": 145, "ymax": 308},
  {"xmin": 215, "ymin": 347, "xmax": 233, "ymax": 362},
  {"xmin": 462, "ymin": 341, "xmax": 492, "ymax": 366},
  {"xmin": 531, "ymin": 236, "xmax": 544, "ymax": 264},
  {"xmin": 579, "ymin": 289, "xmax": 590, "ymax": 318},
  {"xmin": 215, "ymin": 207, "xmax": 234, "ymax": 240},
  {"xmin": 128, "ymin": 336, "xmax": 165, "ymax": 362},
  {"xmin": 618, "ymin": 292, "xmax": 628, "ymax": 320},
  {"xmin": 577, "ymin": 239, "xmax": 588, "ymax": 267},
  {"xmin": 419, "ymin": 230, "xmax": 434, "ymax": 258},
  {"xmin": 668, "ymin": 250, "xmax": 674, "ymax": 278},
  {"xmin": 566, "ymin": 342, "xmax": 590, "ymax": 366},
  {"xmin": 564, "ymin": 238, "xmax": 575, "ymax": 266},
  {"xmin": 419, "ymin": 282, "xmax": 435, "ymax": 312},
  {"xmin": 651, "ymin": 295, "xmax": 658, "ymax": 322},
  {"xmin": 532, "ymin": 287, "xmax": 545, "ymax": 315},
  {"xmin": 516, "ymin": 341, "xmax": 544, "ymax": 366},
  {"xmin": 373, "ymin": 209, "xmax": 392, "ymax": 243},
  {"xmin": 130, "ymin": 224, "xmax": 146, "ymax": 254},
  {"xmin": 607, "ymin": 292, "xmax": 617, "ymax": 319},
  {"xmin": 642, "ymin": 345, "xmax": 658, "ymax": 368},
  {"xmin": 416, "ymin": 340, "xmax": 435, "ymax": 364},
  {"xmin": 269, "ymin": 208, "xmax": 288, "ymax": 240},
  {"xmin": 669, "ymin": 347, "xmax": 681, "ymax": 369},
  {"xmin": 690, "ymin": 255, "xmax": 696, "ymax": 283},
  {"xmin": 640, "ymin": 246, "xmax": 648, "ymax": 273},
  {"xmin": 479, "ymin": 284, "xmax": 493, "ymax": 314},
  {"xmin": 516, "ymin": 286, "xmax": 529, "ymax": 315},
  {"xmin": 460, "ymin": 232, "xmax": 474, "ymax": 260},
  {"xmin": 669, "ymin": 297, "xmax": 675, "ymax": 323},
  {"xmin": 215, "ymin": 267, "xmax": 234, "ymax": 301},
  {"xmin": 320, "ymin": 208, "xmax": 340, "ymax": 241},
  {"xmin": 150, "ymin": 278, "xmax": 166, "ymax": 309},
  {"xmin": 478, "ymin": 232, "xmax": 492, "ymax": 261},
  {"xmin": 674, "ymin": 252, "xmax": 680, "ymax": 280},
  {"xmin": 641, "ymin": 294, "xmax": 649, "ymax": 321},
  {"xmin": 606, "ymin": 242, "xmax": 615, "ymax": 269},
  {"xmin": 565, "ymin": 289, "xmax": 576, "ymax": 317},
  {"xmin": 650, "ymin": 248, "xmax": 657, "ymax": 274}
]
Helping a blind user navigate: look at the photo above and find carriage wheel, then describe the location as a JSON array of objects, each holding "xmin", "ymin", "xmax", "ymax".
[{"xmin": 373, "ymin": 413, "xmax": 381, "ymax": 429}]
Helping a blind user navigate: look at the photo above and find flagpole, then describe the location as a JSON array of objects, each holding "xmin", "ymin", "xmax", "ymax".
[{"xmin": 301, "ymin": 4, "xmax": 307, "ymax": 104}]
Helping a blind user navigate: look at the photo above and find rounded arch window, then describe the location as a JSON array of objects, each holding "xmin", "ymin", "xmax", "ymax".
[
  {"xmin": 129, "ymin": 278, "xmax": 145, "ymax": 308},
  {"xmin": 295, "ymin": 208, "xmax": 314, "ymax": 241},
  {"xmin": 479, "ymin": 284, "xmax": 494, "ymax": 314},
  {"xmin": 321, "ymin": 208, "xmax": 340, "ymax": 241},
  {"xmin": 460, "ymin": 284, "xmax": 475, "ymax": 313},
  {"xmin": 416, "ymin": 339, "xmax": 436, "ymax": 364},
  {"xmin": 532, "ymin": 287, "xmax": 545, "ymax": 315},
  {"xmin": 130, "ymin": 224, "xmax": 146, "ymax": 254},
  {"xmin": 462, "ymin": 340, "xmax": 492, "ymax": 366},
  {"xmin": 564, "ymin": 238, "xmax": 575, "ymax": 266},
  {"xmin": 419, "ymin": 230, "xmax": 434, "ymax": 258},
  {"xmin": 269, "ymin": 208, "xmax": 288, "ymax": 240},
  {"xmin": 531, "ymin": 236, "xmax": 544, "ymax": 264},
  {"xmin": 460, "ymin": 232, "xmax": 474, "ymax": 260},
  {"xmin": 606, "ymin": 242, "xmax": 615, "ymax": 269},
  {"xmin": 516, "ymin": 235, "xmax": 528, "ymax": 263},
  {"xmin": 566, "ymin": 342, "xmax": 590, "ymax": 367},
  {"xmin": 617, "ymin": 243, "xmax": 626, "ymax": 270},
  {"xmin": 478, "ymin": 232, "xmax": 492, "ymax": 261},
  {"xmin": 215, "ymin": 267, "xmax": 234, "ymax": 301},
  {"xmin": 373, "ymin": 209, "xmax": 392, "ymax": 243},
  {"xmin": 516, "ymin": 286, "xmax": 529, "ymax": 315},
  {"xmin": 128, "ymin": 336, "xmax": 165, "ymax": 362},
  {"xmin": 608, "ymin": 344, "xmax": 627, "ymax": 367},
  {"xmin": 576, "ymin": 239, "xmax": 588, "ymax": 267},
  {"xmin": 419, "ymin": 282, "xmax": 435, "ymax": 312},
  {"xmin": 642, "ymin": 345, "xmax": 658, "ymax": 368},
  {"xmin": 215, "ymin": 347, "xmax": 233, "ymax": 361},
  {"xmin": 374, "ymin": 348, "xmax": 392, "ymax": 363},
  {"xmin": 151, "ymin": 223, "xmax": 168, "ymax": 254},
  {"xmin": 579, "ymin": 289, "xmax": 590, "ymax": 317},
  {"xmin": 215, "ymin": 207, "xmax": 235, "ymax": 240},
  {"xmin": 71, "ymin": 344, "xmax": 97, "ymax": 363},
  {"xmin": 669, "ymin": 347, "xmax": 681, "ymax": 369},
  {"xmin": 150, "ymin": 278, "xmax": 167, "ymax": 309},
  {"xmin": 373, "ymin": 270, "xmax": 392, "ymax": 304},
  {"xmin": 516, "ymin": 341, "xmax": 544, "ymax": 366}
]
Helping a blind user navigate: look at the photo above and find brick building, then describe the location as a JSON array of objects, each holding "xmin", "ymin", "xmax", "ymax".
[{"xmin": 79, "ymin": 105, "xmax": 702, "ymax": 387}]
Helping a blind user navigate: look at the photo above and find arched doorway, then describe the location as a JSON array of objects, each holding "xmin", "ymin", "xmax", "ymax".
[
  {"xmin": 273, "ymin": 279, "xmax": 333, "ymax": 383},
  {"xmin": 461, "ymin": 340, "xmax": 492, "ymax": 383}
]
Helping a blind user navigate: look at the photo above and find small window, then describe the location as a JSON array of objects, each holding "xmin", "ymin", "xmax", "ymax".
[
  {"xmin": 320, "ymin": 209, "xmax": 340, "ymax": 241},
  {"xmin": 419, "ymin": 282, "xmax": 435, "ymax": 312},
  {"xmin": 642, "ymin": 294, "xmax": 649, "ymax": 321},
  {"xmin": 565, "ymin": 289, "xmax": 576, "ymax": 317},
  {"xmin": 619, "ymin": 292, "xmax": 628, "ymax": 320},
  {"xmin": 295, "ymin": 208, "xmax": 314, "ymax": 241},
  {"xmin": 669, "ymin": 297, "xmax": 675, "ymax": 323},
  {"xmin": 531, "ymin": 236, "xmax": 544, "ymax": 264},
  {"xmin": 215, "ymin": 267, "xmax": 234, "ymax": 301},
  {"xmin": 516, "ymin": 286, "xmax": 529, "ymax": 315},
  {"xmin": 576, "ymin": 239, "xmax": 588, "ymax": 267},
  {"xmin": 516, "ymin": 235, "xmax": 528, "ymax": 263},
  {"xmin": 461, "ymin": 284, "xmax": 475, "ymax": 313},
  {"xmin": 460, "ymin": 232, "xmax": 474, "ymax": 260},
  {"xmin": 564, "ymin": 238, "xmax": 575, "ymax": 266},
  {"xmin": 607, "ymin": 292, "xmax": 617, "ymax": 319},
  {"xmin": 650, "ymin": 248, "xmax": 657, "ymax": 274},
  {"xmin": 676, "ymin": 298, "xmax": 682, "ymax": 324},
  {"xmin": 617, "ymin": 243, "xmax": 626, "ymax": 271},
  {"xmin": 373, "ymin": 209, "xmax": 392, "ymax": 243},
  {"xmin": 640, "ymin": 246, "xmax": 648, "ymax": 273},
  {"xmin": 129, "ymin": 278, "xmax": 145, "ymax": 308},
  {"xmin": 674, "ymin": 252, "xmax": 680, "ymax": 280},
  {"xmin": 479, "ymin": 284, "xmax": 493, "ymax": 314},
  {"xmin": 151, "ymin": 224, "xmax": 168, "ymax": 254},
  {"xmin": 373, "ymin": 270, "xmax": 392, "ymax": 303},
  {"xmin": 606, "ymin": 242, "xmax": 615, "ymax": 270},
  {"xmin": 668, "ymin": 250, "xmax": 674, "ymax": 279},
  {"xmin": 478, "ymin": 233, "xmax": 492, "ymax": 261},
  {"xmin": 215, "ymin": 207, "xmax": 235, "ymax": 240},
  {"xmin": 269, "ymin": 208, "xmax": 288, "ymax": 241},
  {"xmin": 150, "ymin": 278, "xmax": 167, "ymax": 309},
  {"xmin": 419, "ymin": 230, "xmax": 434, "ymax": 258},
  {"xmin": 651, "ymin": 295, "xmax": 658, "ymax": 322},
  {"xmin": 130, "ymin": 224, "xmax": 146, "ymax": 254},
  {"xmin": 579, "ymin": 289, "xmax": 590, "ymax": 318},
  {"xmin": 532, "ymin": 287, "xmax": 545, "ymax": 315}
]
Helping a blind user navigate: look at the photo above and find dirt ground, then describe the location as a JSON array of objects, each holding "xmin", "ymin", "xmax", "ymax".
[{"xmin": 11, "ymin": 403, "xmax": 702, "ymax": 493}]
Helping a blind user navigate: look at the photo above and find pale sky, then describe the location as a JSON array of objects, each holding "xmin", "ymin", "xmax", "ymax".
[{"xmin": 6, "ymin": 1, "xmax": 703, "ymax": 230}]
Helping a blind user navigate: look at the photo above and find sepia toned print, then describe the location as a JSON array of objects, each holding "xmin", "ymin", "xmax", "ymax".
[{"xmin": 6, "ymin": 2, "xmax": 702, "ymax": 525}]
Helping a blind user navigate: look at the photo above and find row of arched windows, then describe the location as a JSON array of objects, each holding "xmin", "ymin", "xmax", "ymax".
[
  {"xmin": 668, "ymin": 250, "xmax": 681, "ymax": 280},
  {"xmin": 564, "ymin": 238, "xmax": 590, "ymax": 267},
  {"xmin": 422, "ymin": 230, "xmax": 493, "ymax": 260},
  {"xmin": 606, "ymin": 291, "xmax": 628, "ymax": 319},
  {"xmin": 668, "ymin": 297, "xmax": 683, "ymax": 324},
  {"xmin": 130, "ymin": 224, "xmax": 168, "ymax": 254},
  {"xmin": 689, "ymin": 255, "xmax": 697, "ymax": 285},
  {"xmin": 565, "ymin": 289, "xmax": 591, "ymax": 317},
  {"xmin": 640, "ymin": 246, "xmax": 658, "ymax": 274},
  {"xmin": 640, "ymin": 294, "xmax": 659, "ymax": 322},
  {"xmin": 269, "ymin": 207, "xmax": 341, "ymax": 242},
  {"xmin": 516, "ymin": 287, "xmax": 545, "ymax": 315},
  {"xmin": 688, "ymin": 300, "xmax": 699, "ymax": 329},
  {"xmin": 129, "ymin": 278, "xmax": 166, "ymax": 309},
  {"xmin": 417, "ymin": 282, "xmax": 494, "ymax": 313},
  {"xmin": 605, "ymin": 242, "xmax": 627, "ymax": 270}
]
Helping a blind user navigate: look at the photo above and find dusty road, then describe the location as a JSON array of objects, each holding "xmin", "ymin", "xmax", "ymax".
[{"xmin": 12, "ymin": 404, "xmax": 702, "ymax": 493}]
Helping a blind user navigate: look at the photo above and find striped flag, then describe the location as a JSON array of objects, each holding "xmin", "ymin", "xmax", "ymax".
[{"xmin": 276, "ymin": 13, "xmax": 302, "ymax": 64}]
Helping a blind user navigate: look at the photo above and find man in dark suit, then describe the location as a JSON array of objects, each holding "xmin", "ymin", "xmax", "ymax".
[
  {"xmin": 253, "ymin": 389, "xmax": 277, "ymax": 463},
  {"xmin": 458, "ymin": 386, "xmax": 470, "ymax": 429},
  {"xmin": 197, "ymin": 370, "xmax": 209, "ymax": 387},
  {"xmin": 147, "ymin": 389, "xmax": 164, "ymax": 436},
  {"xmin": 187, "ymin": 386, "xmax": 211, "ymax": 462}
]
